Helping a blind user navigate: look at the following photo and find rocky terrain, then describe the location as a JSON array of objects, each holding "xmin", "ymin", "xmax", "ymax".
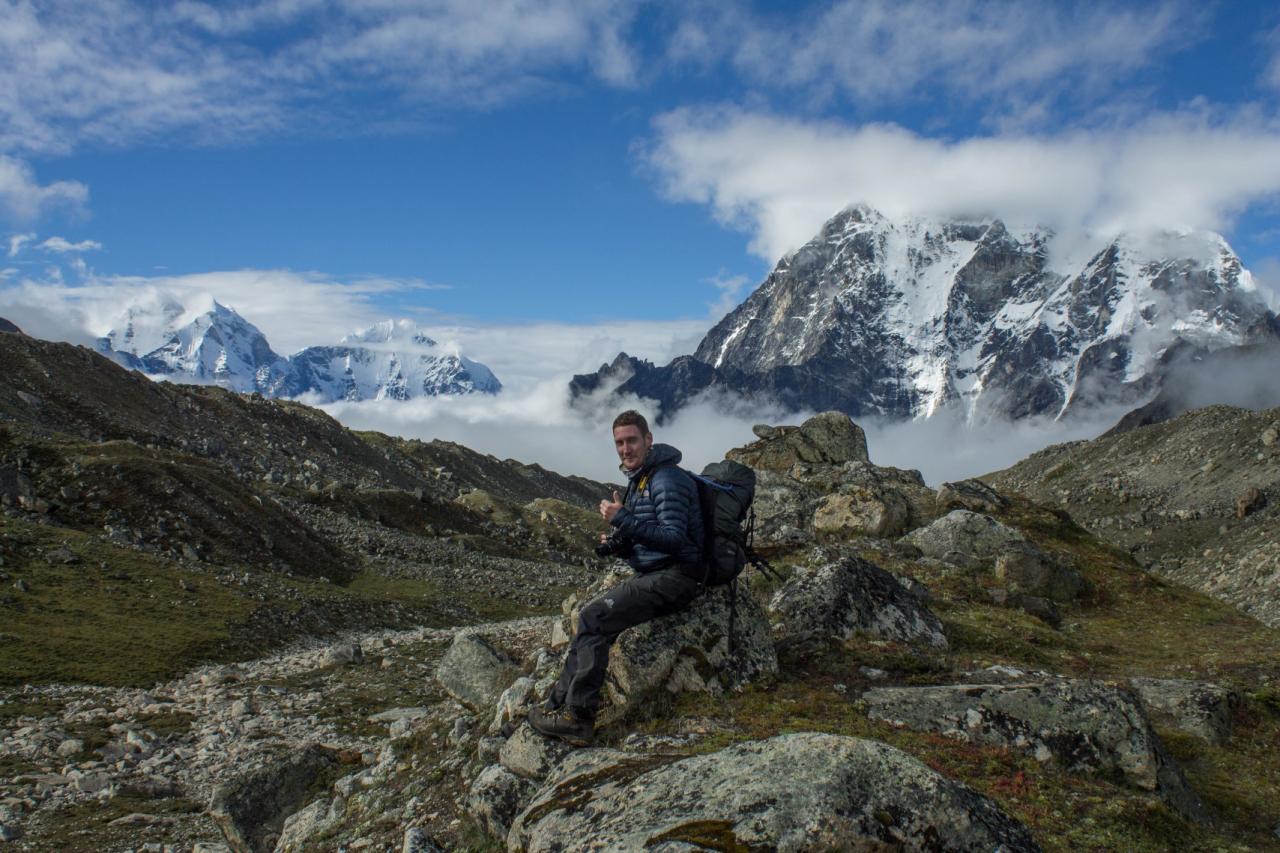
[
  {"xmin": 2, "ymin": 326, "xmax": 1279, "ymax": 851},
  {"xmin": 988, "ymin": 404, "xmax": 1280, "ymax": 627},
  {"xmin": 572, "ymin": 206, "xmax": 1279, "ymax": 423},
  {"xmin": 0, "ymin": 327, "xmax": 614, "ymax": 686}
]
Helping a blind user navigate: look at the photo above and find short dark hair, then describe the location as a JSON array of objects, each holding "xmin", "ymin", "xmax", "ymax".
[{"xmin": 612, "ymin": 409, "xmax": 650, "ymax": 436}]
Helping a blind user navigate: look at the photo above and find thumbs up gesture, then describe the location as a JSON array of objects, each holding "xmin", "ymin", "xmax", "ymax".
[{"xmin": 600, "ymin": 489, "xmax": 623, "ymax": 523}]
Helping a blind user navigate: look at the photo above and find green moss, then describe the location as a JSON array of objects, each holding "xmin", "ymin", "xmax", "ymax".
[
  {"xmin": 0, "ymin": 695, "xmax": 64, "ymax": 721},
  {"xmin": 646, "ymin": 820, "xmax": 771, "ymax": 852},
  {"xmin": 0, "ymin": 519, "xmax": 257, "ymax": 686},
  {"xmin": 25, "ymin": 793, "xmax": 203, "ymax": 851}
]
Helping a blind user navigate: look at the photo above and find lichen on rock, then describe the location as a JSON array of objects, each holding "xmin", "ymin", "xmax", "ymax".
[{"xmin": 508, "ymin": 732, "xmax": 1040, "ymax": 852}]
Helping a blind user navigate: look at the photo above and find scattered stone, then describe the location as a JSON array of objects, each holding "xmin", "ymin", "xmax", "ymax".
[
  {"xmin": 499, "ymin": 723, "xmax": 574, "ymax": 780},
  {"xmin": 768, "ymin": 556, "xmax": 947, "ymax": 649},
  {"xmin": 12, "ymin": 579, "xmax": 28, "ymax": 593},
  {"xmin": 995, "ymin": 550, "xmax": 1085, "ymax": 602},
  {"xmin": 448, "ymin": 716, "xmax": 471, "ymax": 746},
  {"xmin": 0, "ymin": 824, "xmax": 22, "ymax": 842},
  {"xmin": 56, "ymin": 738, "xmax": 84, "ymax": 758},
  {"xmin": 1129, "ymin": 678, "xmax": 1241, "ymax": 746},
  {"xmin": 44, "ymin": 546, "xmax": 79, "ymax": 565},
  {"xmin": 467, "ymin": 764, "xmax": 535, "ymax": 842},
  {"xmin": 368, "ymin": 707, "xmax": 430, "ymax": 724},
  {"xmin": 322, "ymin": 643, "xmax": 363, "ymax": 667},
  {"xmin": 1008, "ymin": 593, "xmax": 1061, "ymax": 628},
  {"xmin": 208, "ymin": 743, "xmax": 338, "ymax": 853},
  {"xmin": 273, "ymin": 796, "xmax": 343, "ymax": 853},
  {"xmin": 490, "ymin": 676, "xmax": 537, "ymax": 735},
  {"xmin": 508, "ymin": 733, "xmax": 1039, "ymax": 851},
  {"xmin": 435, "ymin": 633, "xmax": 521, "ymax": 713},
  {"xmin": 477, "ymin": 736, "xmax": 505, "ymax": 765},
  {"xmin": 75, "ymin": 772, "xmax": 110, "ymax": 794},
  {"xmin": 402, "ymin": 827, "xmax": 445, "ymax": 853},
  {"xmin": 862, "ymin": 680, "xmax": 1206, "ymax": 821},
  {"xmin": 936, "ymin": 479, "xmax": 1008, "ymax": 514},
  {"xmin": 811, "ymin": 488, "xmax": 909, "ymax": 537},
  {"xmin": 1261, "ymin": 426, "xmax": 1278, "ymax": 447},
  {"xmin": 107, "ymin": 812, "xmax": 175, "ymax": 827},
  {"xmin": 1235, "ymin": 487, "xmax": 1266, "ymax": 519},
  {"xmin": 117, "ymin": 778, "xmax": 183, "ymax": 799},
  {"xmin": 902, "ymin": 510, "xmax": 1029, "ymax": 563}
]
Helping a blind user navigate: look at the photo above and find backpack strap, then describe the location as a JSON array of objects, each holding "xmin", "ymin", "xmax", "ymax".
[{"xmin": 727, "ymin": 577, "xmax": 738, "ymax": 655}]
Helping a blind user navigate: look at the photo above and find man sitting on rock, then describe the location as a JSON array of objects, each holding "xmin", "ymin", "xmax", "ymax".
[{"xmin": 528, "ymin": 409, "xmax": 704, "ymax": 745}]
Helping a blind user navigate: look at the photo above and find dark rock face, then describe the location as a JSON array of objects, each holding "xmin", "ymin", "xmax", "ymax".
[
  {"xmin": 208, "ymin": 744, "xmax": 338, "ymax": 852},
  {"xmin": 902, "ymin": 509, "xmax": 1029, "ymax": 562},
  {"xmin": 937, "ymin": 479, "xmax": 1008, "ymax": 514},
  {"xmin": 0, "ymin": 317, "xmax": 22, "ymax": 334},
  {"xmin": 508, "ymin": 733, "xmax": 1041, "ymax": 851},
  {"xmin": 863, "ymin": 681, "xmax": 1207, "ymax": 822},
  {"xmin": 467, "ymin": 764, "xmax": 535, "ymax": 842},
  {"xmin": 570, "ymin": 206, "xmax": 1276, "ymax": 423},
  {"xmin": 768, "ymin": 556, "xmax": 948, "ymax": 649},
  {"xmin": 727, "ymin": 411, "xmax": 869, "ymax": 470},
  {"xmin": 1129, "ymin": 678, "xmax": 1241, "ymax": 746}
]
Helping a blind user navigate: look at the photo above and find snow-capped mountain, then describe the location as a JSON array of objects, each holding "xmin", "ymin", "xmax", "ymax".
[
  {"xmin": 98, "ymin": 299, "xmax": 288, "ymax": 394},
  {"xmin": 274, "ymin": 319, "xmax": 502, "ymax": 400},
  {"xmin": 97, "ymin": 306, "xmax": 501, "ymax": 401},
  {"xmin": 572, "ymin": 206, "xmax": 1277, "ymax": 421}
]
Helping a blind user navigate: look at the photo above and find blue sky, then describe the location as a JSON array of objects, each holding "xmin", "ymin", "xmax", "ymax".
[{"xmin": 3, "ymin": 0, "xmax": 1280, "ymax": 358}]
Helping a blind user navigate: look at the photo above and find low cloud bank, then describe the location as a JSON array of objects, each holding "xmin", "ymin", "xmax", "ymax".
[{"xmin": 319, "ymin": 380, "xmax": 1142, "ymax": 488}]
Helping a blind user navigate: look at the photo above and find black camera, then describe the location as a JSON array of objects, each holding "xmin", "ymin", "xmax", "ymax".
[{"xmin": 594, "ymin": 531, "xmax": 631, "ymax": 558}]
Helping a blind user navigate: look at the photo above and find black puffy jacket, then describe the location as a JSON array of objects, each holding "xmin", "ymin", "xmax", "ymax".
[{"xmin": 609, "ymin": 443, "xmax": 704, "ymax": 573}]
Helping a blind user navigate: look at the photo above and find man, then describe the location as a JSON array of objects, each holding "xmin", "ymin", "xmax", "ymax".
[{"xmin": 527, "ymin": 409, "xmax": 704, "ymax": 745}]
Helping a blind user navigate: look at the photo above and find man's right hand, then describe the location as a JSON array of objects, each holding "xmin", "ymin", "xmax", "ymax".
[{"xmin": 599, "ymin": 490, "xmax": 624, "ymax": 523}]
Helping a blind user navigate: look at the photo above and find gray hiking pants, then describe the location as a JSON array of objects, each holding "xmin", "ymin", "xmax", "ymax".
[{"xmin": 551, "ymin": 567, "xmax": 701, "ymax": 712}]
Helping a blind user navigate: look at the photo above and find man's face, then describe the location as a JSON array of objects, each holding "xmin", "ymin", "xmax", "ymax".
[{"xmin": 613, "ymin": 424, "xmax": 653, "ymax": 472}]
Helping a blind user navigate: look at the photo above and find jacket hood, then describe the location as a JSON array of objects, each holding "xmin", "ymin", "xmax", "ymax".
[{"xmin": 632, "ymin": 442, "xmax": 682, "ymax": 473}]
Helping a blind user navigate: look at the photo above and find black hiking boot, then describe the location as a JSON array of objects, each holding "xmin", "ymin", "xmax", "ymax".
[{"xmin": 527, "ymin": 704, "xmax": 595, "ymax": 747}]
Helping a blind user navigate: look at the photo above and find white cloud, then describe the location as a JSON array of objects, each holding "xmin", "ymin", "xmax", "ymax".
[
  {"xmin": 320, "ymin": 382, "xmax": 808, "ymax": 484},
  {"xmin": 704, "ymin": 270, "xmax": 750, "ymax": 319},
  {"xmin": 673, "ymin": 0, "xmax": 1197, "ymax": 114},
  {"xmin": 6, "ymin": 231, "xmax": 35, "ymax": 257},
  {"xmin": 0, "ymin": 268, "xmax": 438, "ymax": 353},
  {"xmin": 1254, "ymin": 256, "xmax": 1280, "ymax": 311},
  {"xmin": 0, "ymin": 0, "xmax": 1206, "ymax": 158},
  {"xmin": 0, "ymin": 264, "xmax": 708, "ymax": 382},
  {"xmin": 0, "ymin": 0, "xmax": 641, "ymax": 155},
  {"xmin": 38, "ymin": 236, "xmax": 101, "ymax": 253},
  {"xmin": 316, "ymin": 374, "xmax": 1140, "ymax": 487},
  {"xmin": 648, "ymin": 107, "xmax": 1280, "ymax": 261},
  {"xmin": 0, "ymin": 156, "xmax": 88, "ymax": 221},
  {"xmin": 1265, "ymin": 25, "xmax": 1280, "ymax": 90},
  {"xmin": 386, "ymin": 318, "xmax": 709, "ymax": 392}
]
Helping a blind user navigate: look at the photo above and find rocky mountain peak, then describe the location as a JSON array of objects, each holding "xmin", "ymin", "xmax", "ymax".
[
  {"xmin": 576, "ymin": 206, "xmax": 1276, "ymax": 423},
  {"xmin": 340, "ymin": 319, "xmax": 437, "ymax": 348},
  {"xmin": 92, "ymin": 298, "xmax": 501, "ymax": 401}
]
